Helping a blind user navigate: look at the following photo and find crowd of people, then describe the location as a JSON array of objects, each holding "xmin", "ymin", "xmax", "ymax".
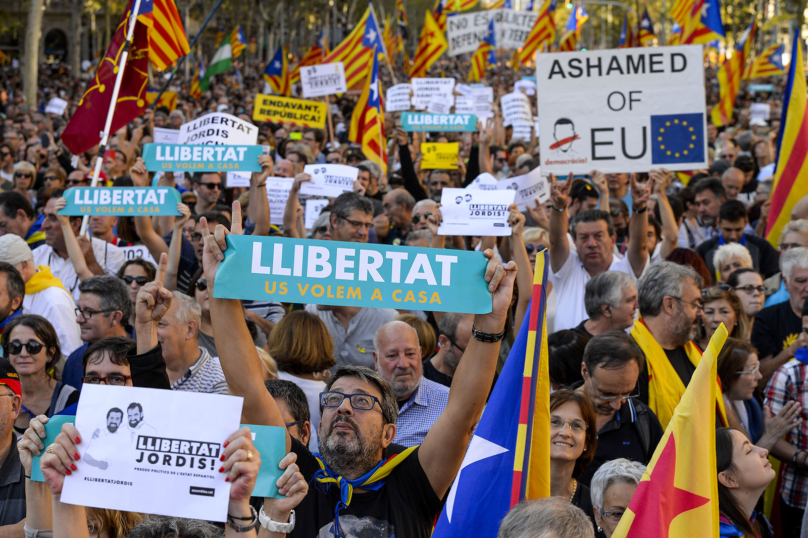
[{"xmin": 0, "ymin": 48, "xmax": 797, "ymax": 538}]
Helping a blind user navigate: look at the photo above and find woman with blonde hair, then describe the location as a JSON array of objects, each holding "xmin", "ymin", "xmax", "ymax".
[
  {"xmin": 696, "ymin": 287, "xmax": 751, "ymax": 351},
  {"xmin": 713, "ymin": 243, "xmax": 754, "ymax": 283}
]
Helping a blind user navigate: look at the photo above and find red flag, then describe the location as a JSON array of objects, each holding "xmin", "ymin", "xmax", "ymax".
[{"xmin": 62, "ymin": 0, "xmax": 150, "ymax": 156}]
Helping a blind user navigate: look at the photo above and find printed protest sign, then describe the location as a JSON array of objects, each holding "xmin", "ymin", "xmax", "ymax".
[
  {"xmin": 411, "ymin": 78, "xmax": 456, "ymax": 110},
  {"xmin": 119, "ymin": 245, "xmax": 158, "ymax": 266},
  {"xmin": 212, "ymin": 235, "xmax": 493, "ymax": 313},
  {"xmin": 45, "ymin": 97, "xmax": 68, "ymax": 116},
  {"xmin": 510, "ymin": 121, "xmax": 534, "ymax": 141},
  {"xmin": 305, "ymin": 198, "xmax": 330, "ymax": 229},
  {"xmin": 60, "ymin": 385, "xmax": 243, "ymax": 522},
  {"xmin": 422, "ymin": 142, "xmax": 459, "ymax": 169},
  {"xmin": 750, "ymin": 103, "xmax": 771, "ymax": 122},
  {"xmin": 386, "ymin": 84, "xmax": 413, "ymax": 112},
  {"xmin": 501, "ymin": 92, "xmax": 533, "ymax": 126},
  {"xmin": 31, "ymin": 415, "xmax": 75, "ymax": 482},
  {"xmin": 494, "ymin": 10, "xmax": 539, "ymax": 50},
  {"xmin": 243, "ymin": 425, "xmax": 286, "ymax": 498},
  {"xmin": 253, "ymin": 94, "xmax": 328, "ymax": 128},
  {"xmin": 143, "ymin": 144, "xmax": 263, "ymax": 173},
  {"xmin": 536, "ymin": 45, "xmax": 708, "ymax": 174},
  {"xmin": 427, "ymin": 98, "xmax": 453, "ymax": 115},
  {"xmin": 446, "ymin": 10, "xmax": 538, "ymax": 56},
  {"xmin": 467, "ymin": 172, "xmax": 499, "ymax": 190},
  {"xmin": 266, "ymin": 177, "xmax": 294, "ymax": 226},
  {"xmin": 299, "ymin": 164, "xmax": 357, "ymax": 197},
  {"xmin": 471, "ymin": 87, "xmax": 494, "ymax": 118},
  {"xmin": 401, "ymin": 112, "xmax": 478, "ymax": 132},
  {"xmin": 59, "ymin": 187, "xmax": 182, "ymax": 216},
  {"xmin": 455, "ymin": 97, "xmax": 474, "ymax": 114},
  {"xmin": 153, "ymin": 127, "xmax": 180, "ymax": 144},
  {"xmin": 178, "ymin": 112, "xmax": 258, "ymax": 146},
  {"xmin": 514, "ymin": 79, "xmax": 536, "ymax": 96},
  {"xmin": 496, "ymin": 167, "xmax": 550, "ymax": 211},
  {"xmin": 438, "ymin": 187, "xmax": 515, "ymax": 236},
  {"xmin": 300, "ymin": 62, "xmax": 348, "ymax": 98}
]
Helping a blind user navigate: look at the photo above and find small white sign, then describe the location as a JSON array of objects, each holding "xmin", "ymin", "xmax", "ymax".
[
  {"xmin": 226, "ymin": 172, "xmax": 251, "ymax": 188},
  {"xmin": 300, "ymin": 62, "xmax": 347, "ymax": 98},
  {"xmin": 45, "ymin": 97, "xmax": 68, "ymax": 116},
  {"xmin": 496, "ymin": 167, "xmax": 550, "ymax": 211},
  {"xmin": 455, "ymin": 84, "xmax": 474, "ymax": 96},
  {"xmin": 119, "ymin": 245, "xmax": 158, "ymax": 267},
  {"xmin": 386, "ymin": 84, "xmax": 412, "ymax": 112},
  {"xmin": 178, "ymin": 112, "xmax": 258, "ymax": 146},
  {"xmin": 411, "ymin": 78, "xmax": 456, "ymax": 110},
  {"xmin": 501, "ymin": 92, "xmax": 533, "ymax": 126},
  {"xmin": 454, "ymin": 96, "xmax": 474, "ymax": 115},
  {"xmin": 438, "ymin": 187, "xmax": 515, "ymax": 237},
  {"xmin": 750, "ymin": 103, "xmax": 771, "ymax": 122},
  {"xmin": 299, "ymin": 164, "xmax": 357, "ymax": 197},
  {"xmin": 511, "ymin": 121, "xmax": 533, "ymax": 141},
  {"xmin": 60, "ymin": 385, "xmax": 243, "ymax": 522},
  {"xmin": 427, "ymin": 96, "xmax": 454, "ymax": 115},
  {"xmin": 265, "ymin": 177, "xmax": 294, "ymax": 226},
  {"xmin": 515, "ymin": 80, "xmax": 536, "ymax": 96},
  {"xmin": 305, "ymin": 198, "xmax": 330, "ymax": 229},
  {"xmin": 153, "ymin": 127, "xmax": 180, "ymax": 145},
  {"xmin": 466, "ymin": 172, "xmax": 499, "ymax": 191}
]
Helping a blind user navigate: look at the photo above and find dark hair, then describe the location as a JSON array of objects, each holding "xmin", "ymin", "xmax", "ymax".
[
  {"xmin": 583, "ymin": 331, "xmax": 645, "ymax": 373},
  {"xmin": 549, "ymin": 390, "xmax": 598, "ymax": 479},
  {"xmin": 716, "ymin": 338, "xmax": 757, "ymax": 394},
  {"xmin": 716, "ymin": 428, "xmax": 762, "ymax": 537},
  {"xmin": 78, "ymin": 275, "xmax": 134, "ymax": 325},
  {"xmin": 726, "ymin": 268, "xmax": 761, "ymax": 289},
  {"xmin": 570, "ymin": 180, "xmax": 599, "ymax": 204},
  {"xmin": 548, "ymin": 330, "xmax": 588, "ymax": 388},
  {"xmin": 693, "ymin": 178, "xmax": 726, "ymax": 200},
  {"xmin": 107, "ymin": 408, "xmax": 123, "ymax": 419},
  {"xmin": 2, "ymin": 314, "xmax": 61, "ymax": 373},
  {"xmin": 666, "ymin": 247, "xmax": 713, "ymax": 287},
  {"xmin": 647, "ymin": 215, "xmax": 662, "ymax": 242},
  {"xmin": 304, "ymin": 127, "xmax": 326, "ymax": 144},
  {"xmin": 330, "ymin": 192, "xmax": 373, "ymax": 221},
  {"xmin": 265, "ymin": 379, "xmax": 311, "ymax": 438},
  {"xmin": 116, "ymin": 259, "xmax": 157, "ymax": 283},
  {"xmin": 719, "ymin": 200, "xmax": 749, "ymax": 223},
  {"xmin": 324, "ymin": 365, "xmax": 398, "ymax": 425},
  {"xmin": 734, "ymin": 155, "xmax": 755, "ymax": 174},
  {"xmin": 128, "ymin": 402, "xmax": 143, "ymax": 413},
  {"xmin": 571, "ymin": 209, "xmax": 614, "ymax": 238},
  {"xmin": 0, "ymin": 191, "xmax": 34, "ymax": 220},
  {"xmin": 198, "ymin": 211, "xmax": 231, "ymax": 230},
  {"xmin": 191, "ymin": 171, "xmax": 222, "ymax": 184},
  {"xmin": 0, "ymin": 262, "xmax": 24, "ymax": 304},
  {"xmin": 82, "ymin": 336, "xmax": 136, "ymax": 371}
]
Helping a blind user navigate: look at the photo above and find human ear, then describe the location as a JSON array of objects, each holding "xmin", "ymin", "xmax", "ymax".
[
  {"xmin": 381, "ymin": 423, "xmax": 396, "ymax": 448},
  {"xmin": 718, "ymin": 470, "xmax": 738, "ymax": 489}
]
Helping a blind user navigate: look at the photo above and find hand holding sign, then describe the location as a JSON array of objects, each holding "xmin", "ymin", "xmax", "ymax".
[
  {"xmin": 478, "ymin": 249, "xmax": 518, "ymax": 334},
  {"xmin": 508, "ymin": 204, "xmax": 526, "ymax": 236},
  {"xmin": 221, "ymin": 426, "xmax": 261, "ymax": 498},
  {"xmin": 649, "ymin": 168, "xmax": 673, "ymax": 194},
  {"xmin": 17, "ymin": 414, "xmax": 49, "ymax": 475},
  {"xmin": 39, "ymin": 421, "xmax": 84, "ymax": 495},
  {"xmin": 271, "ymin": 452, "xmax": 308, "ymax": 513},
  {"xmin": 202, "ymin": 200, "xmax": 243, "ymax": 289},
  {"xmin": 253, "ymin": 154, "xmax": 274, "ymax": 186}
]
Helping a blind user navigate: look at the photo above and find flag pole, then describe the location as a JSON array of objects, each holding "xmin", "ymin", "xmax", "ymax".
[
  {"xmin": 149, "ymin": 0, "xmax": 226, "ymax": 110},
  {"xmin": 80, "ymin": 0, "xmax": 144, "ymax": 236},
  {"xmin": 370, "ymin": 3, "xmax": 398, "ymax": 85}
]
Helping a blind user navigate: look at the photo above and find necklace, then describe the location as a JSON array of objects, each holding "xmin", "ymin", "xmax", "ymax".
[{"xmin": 569, "ymin": 479, "xmax": 577, "ymax": 503}]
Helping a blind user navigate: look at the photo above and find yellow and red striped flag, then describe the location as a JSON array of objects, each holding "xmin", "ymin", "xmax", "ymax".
[
  {"xmin": 290, "ymin": 31, "xmax": 328, "ymax": 84},
  {"xmin": 383, "ymin": 15, "xmax": 397, "ymax": 64},
  {"xmin": 190, "ymin": 56, "xmax": 204, "ymax": 99},
  {"xmin": 409, "ymin": 10, "xmax": 448, "ymax": 80},
  {"xmin": 711, "ymin": 17, "xmax": 756, "ymax": 127},
  {"xmin": 678, "ymin": 0, "xmax": 725, "ymax": 45},
  {"xmin": 264, "ymin": 47, "xmax": 291, "ymax": 96},
  {"xmin": 519, "ymin": 0, "xmax": 556, "ymax": 64},
  {"xmin": 320, "ymin": 7, "xmax": 380, "ymax": 91},
  {"xmin": 558, "ymin": 2, "xmax": 587, "ymax": 52},
  {"xmin": 230, "ymin": 26, "xmax": 247, "ymax": 59},
  {"xmin": 488, "ymin": 0, "xmax": 511, "ymax": 9},
  {"xmin": 468, "ymin": 41, "xmax": 493, "ymax": 82},
  {"xmin": 0, "ymin": 50, "xmax": 9, "ymax": 65},
  {"xmin": 746, "ymin": 43, "xmax": 785, "ymax": 79},
  {"xmin": 137, "ymin": 0, "xmax": 190, "ymax": 72},
  {"xmin": 349, "ymin": 50, "xmax": 387, "ymax": 177},
  {"xmin": 766, "ymin": 31, "xmax": 808, "ymax": 248}
]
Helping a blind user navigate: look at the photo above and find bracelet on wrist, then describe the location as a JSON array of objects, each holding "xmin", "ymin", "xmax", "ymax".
[
  {"xmin": 471, "ymin": 324, "xmax": 507, "ymax": 343},
  {"xmin": 550, "ymin": 204, "xmax": 565, "ymax": 213},
  {"xmin": 793, "ymin": 451, "xmax": 803, "ymax": 464},
  {"xmin": 633, "ymin": 205, "xmax": 648, "ymax": 214},
  {"xmin": 227, "ymin": 505, "xmax": 258, "ymax": 533},
  {"xmin": 259, "ymin": 506, "xmax": 296, "ymax": 533}
]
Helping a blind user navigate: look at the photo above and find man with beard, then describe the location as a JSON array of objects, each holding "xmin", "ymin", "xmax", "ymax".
[
  {"xmin": 373, "ymin": 321, "xmax": 449, "ymax": 447},
  {"xmin": 424, "ymin": 312, "xmax": 474, "ymax": 388},
  {"xmin": 630, "ymin": 261, "xmax": 728, "ymax": 430},
  {"xmin": 203, "ymin": 203, "xmax": 517, "ymax": 538},
  {"xmin": 85, "ymin": 408, "xmax": 125, "ymax": 470},
  {"xmin": 574, "ymin": 332, "xmax": 663, "ymax": 486},
  {"xmin": 126, "ymin": 402, "xmax": 156, "ymax": 442}
]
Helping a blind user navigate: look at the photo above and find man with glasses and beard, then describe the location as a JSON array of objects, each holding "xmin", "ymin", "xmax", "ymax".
[
  {"xmin": 373, "ymin": 321, "xmax": 449, "ymax": 447},
  {"xmin": 574, "ymin": 332, "xmax": 663, "ymax": 486},
  {"xmin": 424, "ymin": 313, "xmax": 474, "ymax": 388},
  {"xmin": 190, "ymin": 172, "xmax": 223, "ymax": 215}
]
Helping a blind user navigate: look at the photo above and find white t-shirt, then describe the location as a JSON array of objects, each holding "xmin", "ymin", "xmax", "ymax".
[
  {"xmin": 550, "ymin": 249, "xmax": 648, "ymax": 332},
  {"xmin": 33, "ymin": 237, "xmax": 126, "ymax": 302},
  {"xmin": 22, "ymin": 286, "xmax": 82, "ymax": 356},
  {"xmin": 278, "ymin": 371, "xmax": 326, "ymax": 452}
]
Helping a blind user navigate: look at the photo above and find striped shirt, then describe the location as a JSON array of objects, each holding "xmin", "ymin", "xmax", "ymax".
[{"xmin": 171, "ymin": 347, "xmax": 229, "ymax": 395}]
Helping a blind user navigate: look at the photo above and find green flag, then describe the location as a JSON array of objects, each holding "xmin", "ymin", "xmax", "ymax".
[{"xmin": 200, "ymin": 43, "xmax": 232, "ymax": 92}]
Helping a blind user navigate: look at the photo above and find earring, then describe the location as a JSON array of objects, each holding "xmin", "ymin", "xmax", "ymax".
[{"xmin": 597, "ymin": 527, "xmax": 603, "ymax": 533}]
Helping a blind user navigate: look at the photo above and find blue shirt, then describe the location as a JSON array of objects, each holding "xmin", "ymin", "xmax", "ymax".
[
  {"xmin": 765, "ymin": 278, "xmax": 789, "ymax": 308},
  {"xmin": 62, "ymin": 342, "xmax": 89, "ymax": 391},
  {"xmin": 394, "ymin": 378, "xmax": 450, "ymax": 447}
]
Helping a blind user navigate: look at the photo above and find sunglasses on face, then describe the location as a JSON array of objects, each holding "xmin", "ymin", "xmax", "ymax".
[
  {"xmin": 122, "ymin": 275, "xmax": 148, "ymax": 285},
  {"xmin": 66, "ymin": 179, "xmax": 85, "ymax": 186},
  {"xmin": 43, "ymin": 175, "xmax": 59, "ymax": 182},
  {"xmin": 525, "ymin": 244, "xmax": 547, "ymax": 254},
  {"xmin": 326, "ymin": 158, "xmax": 342, "ymax": 164},
  {"xmin": 14, "ymin": 172, "xmax": 31, "ymax": 179},
  {"xmin": 199, "ymin": 182, "xmax": 221, "ymax": 190},
  {"xmin": 195, "ymin": 279, "xmax": 208, "ymax": 291},
  {"xmin": 412, "ymin": 213, "xmax": 433, "ymax": 224},
  {"xmin": 313, "ymin": 226, "xmax": 329, "ymax": 236},
  {"xmin": 8, "ymin": 340, "xmax": 45, "ymax": 355},
  {"xmin": 0, "ymin": 151, "xmax": 9, "ymax": 158}
]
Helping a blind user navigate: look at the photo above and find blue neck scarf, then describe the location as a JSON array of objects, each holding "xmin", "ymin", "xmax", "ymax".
[
  {"xmin": 0, "ymin": 309, "xmax": 22, "ymax": 334},
  {"xmin": 718, "ymin": 233, "xmax": 747, "ymax": 247}
]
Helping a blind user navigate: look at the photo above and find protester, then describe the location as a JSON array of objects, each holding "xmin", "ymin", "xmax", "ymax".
[
  {"xmin": 424, "ymin": 312, "xmax": 474, "ymax": 388},
  {"xmin": 692, "ymin": 179, "xmax": 727, "ymax": 242},
  {"xmin": 498, "ymin": 497, "xmax": 595, "ymax": 538},
  {"xmin": 765, "ymin": 219, "xmax": 808, "ymax": 307},
  {"xmin": 0, "ymin": 191, "xmax": 46, "ymax": 249},
  {"xmin": 117, "ymin": 259, "xmax": 157, "ymax": 326},
  {"xmin": 265, "ymin": 379, "xmax": 312, "ymax": 448},
  {"xmin": 696, "ymin": 287, "xmax": 750, "ymax": 350},
  {"xmin": 0, "ymin": 262, "xmax": 24, "ymax": 335},
  {"xmin": 549, "ymin": 330, "xmax": 588, "ymax": 390},
  {"xmin": 727, "ymin": 268, "xmax": 766, "ymax": 329},
  {"xmin": 395, "ymin": 313, "xmax": 437, "ymax": 359},
  {"xmin": 590, "ymin": 459, "xmax": 646, "ymax": 538},
  {"xmin": 575, "ymin": 271, "xmax": 638, "ymax": 338}
]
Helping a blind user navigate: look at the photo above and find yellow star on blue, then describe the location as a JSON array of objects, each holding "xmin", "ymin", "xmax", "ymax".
[{"xmin": 651, "ymin": 113, "xmax": 705, "ymax": 165}]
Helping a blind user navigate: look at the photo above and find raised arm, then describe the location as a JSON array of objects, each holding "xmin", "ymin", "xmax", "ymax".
[
  {"xmin": 548, "ymin": 174, "xmax": 572, "ymax": 273},
  {"xmin": 626, "ymin": 174, "xmax": 650, "ymax": 277},
  {"xmin": 134, "ymin": 253, "xmax": 171, "ymax": 354},
  {"xmin": 590, "ymin": 170, "xmax": 610, "ymax": 214},
  {"xmin": 650, "ymin": 169, "xmax": 679, "ymax": 260},
  {"xmin": 478, "ymin": 119, "xmax": 494, "ymax": 175},
  {"xmin": 396, "ymin": 129, "xmax": 428, "ymax": 201},
  {"xmin": 282, "ymin": 174, "xmax": 310, "ymax": 239},
  {"xmin": 153, "ymin": 172, "xmax": 177, "ymax": 237},
  {"xmin": 508, "ymin": 205, "xmax": 533, "ymax": 332},
  {"xmin": 164, "ymin": 204, "xmax": 190, "ymax": 291},
  {"xmin": 51, "ymin": 197, "xmax": 94, "ymax": 280},
  {"xmin": 250, "ymin": 155, "xmax": 272, "ymax": 237},
  {"xmin": 426, "ymin": 206, "xmax": 445, "ymax": 250},
  {"xmin": 419, "ymin": 250, "xmax": 517, "ymax": 497},
  {"xmin": 130, "ymin": 158, "xmax": 170, "ymax": 258}
]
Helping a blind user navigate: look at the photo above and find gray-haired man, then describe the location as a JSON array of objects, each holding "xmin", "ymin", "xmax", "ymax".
[{"xmin": 574, "ymin": 271, "xmax": 638, "ymax": 338}]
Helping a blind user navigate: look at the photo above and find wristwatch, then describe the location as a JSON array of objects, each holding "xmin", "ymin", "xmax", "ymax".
[
  {"xmin": 227, "ymin": 505, "xmax": 259, "ymax": 533},
  {"xmin": 471, "ymin": 324, "xmax": 507, "ymax": 343},
  {"xmin": 259, "ymin": 505, "xmax": 296, "ymax": 533}
]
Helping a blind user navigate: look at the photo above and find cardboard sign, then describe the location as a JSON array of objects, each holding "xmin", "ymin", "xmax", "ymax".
[
  {"xmin": 536, "ymin": 45, "xmax": 708, "ymax": 174},
  {"xmin": 300, "ymin": 62, "xmax": 348, "ymax": 98},
  {"xmin": 59, "ymin": 187, "xmax": 182, "ymax": 216},
  {"xmin": 501, "ymin": 92, "xmax": 533, "ymax": 126},
  {"xmin": 60, "ymin": 385, "xmax": 243, "ymax": 522},
  {"xmin": 178, "ymin": 112, "xmax": 258, "ymax": 146},
  {"xmin": 411, "ymin": 78, "xmax": 456, "ymax": 110},
  {"xmin": 119, "ymin": 245, "xmax": 158, "ymax": 266},
  {"xmin": 437, "ymin": 187, "xmax": 515, "ymax": 236},
  {"xmin": 266, "ymin": 177, "xmax": 294, "ymax": 226},
  {"xmin": 750, "ymin": 103, "xmax": 771, "ymax": 122},
  {"xmin": 401, "ymin": 112, "xmax": 478, "ymax": 132},
  {"xmin": 422, "ymin": 142, "xmax": 459, "ymax": 169},
  {"xmin": 212, "ymin": 235, "xmax": 493, "ymax": 314},
  {"xmin": 143, "ymin": 144, "xmax": 263, "ymax": 173},
  {"xmin": 386, "ymin": 84, "xmax": 412, "ymax": 112},
  {"xmin": 496, "ymin": 167, "xmax": 550, "ymax": 211},
  {"xmin": 45, "ymin": 97, "xmax": 68, "ymax": 116},
  {"xmin": 305, "ymin": 198, "xmax": 330, "ymax": 229},
  {"xmin": 253, "ymin": 94, "xmax": 327, "ymax": 128},
  {"xmin": 299, "ymin": 164, "xmax": 357, "ymax": 197},
  {"xmin": 446, "ymin": 10, "xmax": 539, "ymax": 56},
  {"xmin": 153, "ymin": 127, "xmax": 180, "ymax": 144}
]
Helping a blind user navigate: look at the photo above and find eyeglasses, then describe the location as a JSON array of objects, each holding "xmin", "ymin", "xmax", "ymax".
[
  {"xmin": 81, "ymin": 375, "xmax": 132, "ymax": 386},
  {"xmin": 285, "ymin": 420, "xmax": 306, "ymax": 429},
  {"xmin": 550, "ymin": 416, "xmax": 588, "ymax": 432},
  {"xmin": 66, "ymin": 179, "xmax": 85, "ymax": 186},
  {"xmin": 0, "ymin": 151, "xmax": 9, "ymax": 158},
  {"xmin": 43, "ymin": 175, "xmax": 59, "ymax": 182},
  {"xmin": 198, "ymin": 182, "xmax": 221, "ymax": 190},
  {"xmin": 525, "ymin": 244, "xmax": 548, "ymax": 254},
  {"xmin": 444, "ymin": 334, "xmax": 466, "ymax": 353},
  {"xmin": 320, "ymin": 391, "xmax": 386, "ymax": 420},
  {"xmin": 339, "ymin": 217, "xmax": 373, "ymax": 230},
  {"xmin": 75, "ymin": 307, "xmax": 116, "ymax": 321},
  {"xmin": 589, "ymin": 374, "xmax": 639, "ymax": 402},
  {"xmin": 733, "ymin": 285, "xmax": 765, "ymax": 295},
  {"xmin": 191, "ymin": 232, "xmax": 205, "ymax": 242},
  {"xmin": 670, "ymin": 296, "xmax": 704, "ymax": 312},
  {"xmin": 122, "ymin": 275, "xmax": 148, "ymax": 285},
  {"xmin": 313, "ymin": 226, "xmax": 329, "ymax": 236},
  {"xmin": 412, "ymin": 213, "xmax": 433, "ymax": 225},
  {"xmin": 736, "ymin": 364, "xmax": 760, "ymax": 376},
  {"xmin": 496, "ymin": 157, "xmax": 508, "ymax": 163},
  {"xmin": 195, "ymin": 279, "xmax": 208, "ymax": 291},
  {"xmin": 326, "ymin": 158, "xmax": 342, "ymax": 164},
  {"xmin": 601, "ymin": 510, "xmax": 625, "ymax": 523},
  {"xmin": 7, "ymin": 340, "xmax": 45, "ymax": 355},
  {"xmin": 14, "ymin": 172, "xmax": 31, "ymax": 179},
  {"xmin": 780, "ymin": 243, "xmax": 808, "ymax": 251}
]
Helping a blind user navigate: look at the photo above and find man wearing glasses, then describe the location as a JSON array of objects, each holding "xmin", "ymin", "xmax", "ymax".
[
  {"xmin": 190, "ymin": 172, "xmax": 223, "ymax": 215},
  {"xmin": 424, "ymin": 312, "xmax": 474, "ymax": 388},
  {"xmin": 574, "ymin": 332, "xmax": 663, "ymax": 487}
]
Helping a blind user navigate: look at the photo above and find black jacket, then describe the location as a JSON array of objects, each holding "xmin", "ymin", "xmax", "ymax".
[{"xmin": 696, "ymin": 234, "xmax": 780, "ymax": 279}]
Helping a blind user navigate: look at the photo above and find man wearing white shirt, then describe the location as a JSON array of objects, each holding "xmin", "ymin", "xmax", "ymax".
[
  {"xmin": 32, "ymin": 193, "xmax": 125, "ymax": 302},
  {"xmin": 548, "ymin": 173, "xmax": 650, "ymax": 332}
]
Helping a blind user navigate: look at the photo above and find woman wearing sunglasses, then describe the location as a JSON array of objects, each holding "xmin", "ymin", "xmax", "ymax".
[
  {"xmin": 116, "ymin": 259, "xmax": 157, "ymax": 327},
  {"xmin": 11, "ymin": 162, "xmax": 36, "ymax": 207},
  {"xmin": 2, "ymin": 314, "xmax": 78, "ymax": 436}
]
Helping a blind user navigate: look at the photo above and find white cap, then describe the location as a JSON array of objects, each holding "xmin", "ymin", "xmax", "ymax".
[{"xmin": 0, "ymin": 234, "xmax": 33, "ymax": 267}]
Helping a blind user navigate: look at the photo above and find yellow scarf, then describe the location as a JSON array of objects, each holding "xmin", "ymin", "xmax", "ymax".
[
  {"xmin": 25, "ymin": 266, "xmax": 70, "ymax": 296},
  {"xmin": 631, "ymin": 319, "xmax": 728, "ymax": 430}
]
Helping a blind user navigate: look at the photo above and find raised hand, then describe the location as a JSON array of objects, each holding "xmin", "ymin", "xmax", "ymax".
[
  {"xmin": 39, "ymin": 422, "xmax": 85, "ymax": 496},
  {"xmin": 474, "ymin": 250, "xmax": 518, "ymax": 334},
  {"xmin": 51, "ymin": 197, "xmax": 71, "ymax": 227},
  {"xmin": 629, "ymin": 173, "xmax": 650, "ymax": 209},
  {"xmin": 17, "ymin": 415, "xmax": 49, "ymax": 475},
  {"xmin": 291, "ymin": 172, "xmax": 312, "ymax": 194},
  {"xmin": 201, "ymin": 200, "xmax": 242, "ymax": 290},
  {"xmin": 649, "ymin": 168, "xmax": 673, "ymax": 195},
  {"xmin": 264, "ymin": 452, "xmax": 308, "ymax": 520},
  {"xmin": 526, "ymin": 199, "xmax": 550, "ymax": 231},
  {"xmin": 221, "ymin": 427, "xmax": 261, "ymax": 503},
  {"xmin": 252, "ymin": 154, "xmax": 274, "ymax": 185},
  {"xmin": 590, "ymin": 170, "xmax": 608, "ymax": 195},
  {"xmin": 426, "ymin": 205, "xmax": 442, "ymax": 236},
  {"xmin": 550, "ymin": 173, "xmax": 572, "ymax": 210},
  {"xmin": 135, "ymin": 252, "xmax": 173, "ymax": 326},
  {"xmin": 507, "ymin": 203, "xmax": 525, "ymax": 236},
  {"xmin": 174, "ymin": 203, "xmax": 191, "ymax": 231},
  {"xmin": 129, "ymin": 157, "xmax": 150, "ymax": 187}
]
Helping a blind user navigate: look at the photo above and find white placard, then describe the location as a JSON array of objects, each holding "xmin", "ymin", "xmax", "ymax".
[
  {"xmin": 153, "ymin": 127, "xmax": 180, "ymax": 144},
  {"xmin": 305, "ymin": 198, "xmax": 330, "ymax": 229},
  {"xmin": 178, "ymin": 112, "xmax": 258, "ymax": 146},
  {"xmin": 45, "ymin": 97, "xmax": 68, "ymax": 116},
  {"xmin": 750, "ymin": 103, "xmax": 771, "ymax": 122},
  {"xmin": 266, "ymin": 177, "xmax": 294, "ymax": 226},
  {"xmin": 411, "ymin": 78, "xmax": 456, "ymax": 110},
  {"xmin": 454, "ymin": 96, "xmax": 474, "ymax": 114},
  {"xmin": 511, "ymin": 121, "xmax": 533, "ymax": 141},
  {"xmin": 299, "ymin": 164, "xmax": 357, "ymax": 197},
  {"xmin": 428, "ymin": 96, "xmax": 454, "ymax": 115},
  {"xmin": 515, "ymin": 79, "xmax": 536, "ymax": 96},
  {"xmin": 386, "ymin": 84, "xmax": 412, "ymax": 112},
  {"xmin": 226, "ymin": 171, "xmax": 251, "ymax": 188},
  {"xmin": 300, "ymin": 62, "xmax": 347, "ymax": 98},
  {"xmin": 119, "ymin": 245, "xmax": 158, "ymax": 267},
  {"xmin": 495, "ymin": 10, "xmax": 540, "ymax": 50},
  {"xmin": 467, "ymin": 172, "xmax": 499, "ymax": 191},
  {"xmin": 455, "ymin": 84, "xmax": 474, "ymax": 96},
  {"xmin": 536, "ymin": 45, "xmax": 708, "ymax": 174},
  {"xmin": 501, "ymin": 92, "xmax": 533, "ymax": 126},
  {"xmin": 61, "ymin": 385, "xmax": 243, "ymax": 522},
  {"xmin": 446, "ymin": 10, "xmax": 539, "ymax": 56},
  {"xmin": 496, "ymin": 167, "xmax": 550, "ymax": 211},
  {"xmin": 471, "ymin": 87, "xmax": 494, "ymax": 119},
  {"xmin": 534, "ymin": 116, "xmax": 541, "ymax": 138},
  {"xmin": 438, "ymin": 187, "xmax": 515, "ymax": 236}
]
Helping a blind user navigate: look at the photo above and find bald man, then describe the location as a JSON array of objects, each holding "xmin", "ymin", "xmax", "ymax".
[
  {"xmin": 721, "ymin": 167, "xmax": 745, "ymax": 201},
  {"xmin": 275, "ymin": 159, "xmax": 296, "ymax": 178},
  {"xmin": 373, "ymin": 321, "xmax": 449, "ymax": 447}
]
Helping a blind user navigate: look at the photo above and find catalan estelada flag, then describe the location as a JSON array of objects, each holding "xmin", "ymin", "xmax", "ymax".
[
  {"xmin": 432, "ymin": 250, "xmax": 551, "ymax": 538},
  {"xmin": 290, "ymin": 31, "xmax": 328, "ymax": 84},
  {"xmin": 638, "ymin": 8, "xmax": 655, "ymax": 45},
  {"xmin": 396, "ymin": 0, "xmax": 409, "ymax": 38},
  {"xmin": 468, "ymin": 41, "xmax": 493, "ymax": 82},
  {"xmin": 711, "ymin": 16, "xmax": 756, "ymax": 127},
  {"xmin": 136, "ymin": 0, "xmax": 190, "ymax": 72},
  {"xmin": 349, "ymin": 50, "xmax": 387, "ymax": 178},
  {"xmin": 190, "ymin": 56, "xmax": 204, "ymax": 99},
  {"xmin": 321, "ymin": 7, "xmax": 382, "ymax": 91},
  {"xmin": 230, "ymin": 26, "xmax": 246, "ymax": 58},
  {"xmin": 558, "ymin": 2, "xmax": 587, "ymax": 52},
  {"xmin": 669, "ymin": 22, "xmax": 682, "ymax": 45},
  {"xmin": 433, "ymin": 0, "xmax": 447, "ymax": 35},
  {"xmin": 746, "ymin": 43, "xmax": 785, "ymax": 79},
  {"xmin": 488, "ymin": 0, "xmax": 511, "ymax": 9},
  {"xmin": 519, "ymin": 0, "xmax": 556, "ymax": 64},
  {"xmin": 409, "ymin": 10, "xmax": 448, "ymax": 79},
  {"xmin": 264, "ymin": 47, "xmax": 290, "ymax": 96},
  {"xmin": 145, "ymin": 89, "xmax": 177, "ymax": 111},
  {"xmin": 766, "ymin": 30, "xmax": 808, "ymax": 248},
  {"xmin": 612, "ymin": 325, "xmax": 728, "ymax": 538},
  {"xmin": 619, "ymin": 14, "xmax": 634, "ymax": 48},
  {"xmin": 678, "ymin": 0, "xmax": 725, "ymax": 45}
]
